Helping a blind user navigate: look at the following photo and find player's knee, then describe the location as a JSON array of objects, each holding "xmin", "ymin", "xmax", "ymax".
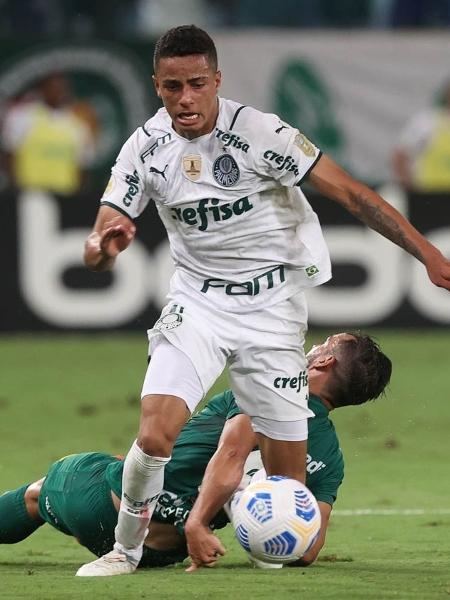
[
  {"xmin": 137, "ymin": 431, "xmax": 175, "ymax": 457},
  {"xmin": 139, "ymin": 394, "xmax": 188, "ymax": 456}
]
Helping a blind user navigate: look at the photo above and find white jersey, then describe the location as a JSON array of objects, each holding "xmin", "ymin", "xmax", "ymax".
[{"xmin": 101, "ymin": 97, "xmax": 331, "ymax": 311}]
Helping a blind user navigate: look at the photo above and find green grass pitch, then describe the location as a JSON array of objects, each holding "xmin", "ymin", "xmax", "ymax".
[{"xmin": 0, "ymin": 330, "xmax": 449, "ymax": 599}]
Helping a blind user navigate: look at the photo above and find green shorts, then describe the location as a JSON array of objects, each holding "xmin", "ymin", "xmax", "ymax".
[
  {"xmin": 38, "ymin": 452, "xmax": 188, "ymax": 567},
  {"xmin": 38, "ymin": 452, "xmax": 119, "ymax": 557}
]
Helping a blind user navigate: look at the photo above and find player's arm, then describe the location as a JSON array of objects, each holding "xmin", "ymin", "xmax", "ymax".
[
  {"xmin": 308, "ymin": 154, "xmax": 450, "ymax": 291},
  {"xmin": 84, "ymin": 204, "xmax": 136, "ymax": 272},
  {"xmin": 287, "ymin": 500, "xmax": 332, "ymax": 567},
  {"xmin": 184, "ymin": 414, "xmax": 257, "ymax": 571}
]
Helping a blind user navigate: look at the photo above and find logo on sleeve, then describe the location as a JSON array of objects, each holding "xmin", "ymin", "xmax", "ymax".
[
  {"xmin": 140, "ymin": 132, "xmax": 171, "ymax": 162},
  {"xmin": 295, "ymin": 133, "xmax": 316, "ymax": 157},
  {"xmin": 275, "ymin": 121, "xmax": 289, "ymax": 134},
  {"xmin": 103, "ymin": 175, "xmax": 115, "ymax": 197},
  {"xmin": 213, "ymin": 154, "xmax": 240, "ymax": 187},
  {"xmin": 263, "ymin": 150, "xmax": 300, "ymax": 177},
  {"xmin": 122, "ymin": 170, "xmax": 140, "ymax": 207}
]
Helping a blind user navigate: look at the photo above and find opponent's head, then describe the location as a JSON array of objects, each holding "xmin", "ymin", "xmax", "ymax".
[
  {"xmin": 307, "ymin": 333, "xmax": 392, "ymax": 408},
  {"xmin": 153, "ymin": 25, "xmax": 221, "ymax": 140}
]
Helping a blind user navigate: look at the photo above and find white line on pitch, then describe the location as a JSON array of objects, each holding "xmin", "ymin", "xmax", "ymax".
[{"xmin": 333, "ymin": 508, "xmax": 450, "ymax": 516}]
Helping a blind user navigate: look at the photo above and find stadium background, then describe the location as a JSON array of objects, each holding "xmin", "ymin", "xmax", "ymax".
[{"xmin": 1, "ymin": 2, "xmax": 449, "ymax": 599}]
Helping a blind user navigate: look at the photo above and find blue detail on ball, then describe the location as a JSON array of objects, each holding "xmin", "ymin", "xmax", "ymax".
[
  {"xmin": 266, "ymin": 475, "xmax": 289, "ymax": 482},
  {"xmin": 294, "ymin": 489, "xmax": 316, "ymax": 522},
  {"xmin": 263, "ymin": 530, "xmax": 297, "ymax": 556},
  {"xmin": 246, "ymin": 492, "xmax": 273, "ymax": 523},
  {"xmin": 235, "ymin": 524, "xmax": 251, "ymax": 552}
]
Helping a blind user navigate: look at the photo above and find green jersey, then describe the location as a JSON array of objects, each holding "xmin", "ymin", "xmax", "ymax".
[
  {"xmin": 305, "ymin": 394, "xmax": 344, "ymax": 505},
  {"xmin": 38, "ymin": 390, "xmax": 343, "ymax": 566},
  {"xmin": 105, "ymin": 390, "xmax": 344, "ymax": 520}
]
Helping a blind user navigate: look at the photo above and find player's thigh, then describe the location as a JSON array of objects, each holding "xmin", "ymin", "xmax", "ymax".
[
  {"xmin": 257, "ymin": 434, "xmax": 307, "ymax": 483},
  {"xmin": 228, "ymin": 293, "xmax": 311, "ymax": 422},
  {"xmin": 145, "ymin": 301, "xmax": 229, "ymax": 412}
]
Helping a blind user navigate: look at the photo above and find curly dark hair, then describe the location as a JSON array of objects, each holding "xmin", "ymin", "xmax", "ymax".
[
  {"xmin": 327, "ymin": 333, "xmax": 392, "ymax": 408},
  {"xmin": 153, "ymin": 25, "xmax": 218, "ymax": 72}
]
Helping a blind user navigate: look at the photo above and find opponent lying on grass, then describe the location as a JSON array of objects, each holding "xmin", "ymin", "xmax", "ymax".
[{"xmin": 0, "ymin": 333, "xmax": 391, "ymax": 571}]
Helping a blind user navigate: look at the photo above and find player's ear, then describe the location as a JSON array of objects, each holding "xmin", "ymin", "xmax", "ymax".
[
  {"xmin": 311, "ymin": 355, "xmax": 336, "ymax": 370},
  {"xmin": 215, "ymin": 70, "xmax": 222, "ymax": 91},
  {"xmin": 153, "ymin": 75, "xmax": 161, "ymax": 98}
]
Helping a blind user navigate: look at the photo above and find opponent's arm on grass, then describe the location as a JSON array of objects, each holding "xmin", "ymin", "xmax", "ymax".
[
  {"xmin": 287, "ymin": 501, "xmax": 332, "ymax": 567},
  {"xmin": 184, "ymin": 414, "xmax": 256, "ymax": 571},
  {"xmin": 308, "ymin": 155, "xmax": 450, "ymax": 291},
  {"xmin": 84, "ymin": 205, "xmax": 136, "ymax": 272}
]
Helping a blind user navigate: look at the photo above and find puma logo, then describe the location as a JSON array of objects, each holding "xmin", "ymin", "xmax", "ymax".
[
  {"xmin": 275, "ymin": 124, "xmax": 289, "ymax": 134},
  {"xmin": 150, "ymin": 164, "xmax": 169, "ymax": 180}
]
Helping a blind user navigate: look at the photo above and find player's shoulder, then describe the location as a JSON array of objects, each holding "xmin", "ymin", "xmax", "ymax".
[
  {"xmin": 119, "ymin": 107, "xmax": 175, "ymax": 159},
  {"xmin": 219, "ymin": 97, "xmax": 293, "ymax": 145}
]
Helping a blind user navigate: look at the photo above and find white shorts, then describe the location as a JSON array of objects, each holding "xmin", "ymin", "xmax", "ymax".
[
  {"xmin": 141, "ymin": 337, "xmax": 203, "ymax": 413},
  {"xmin": 146, "ymin": 288, "xmax": 313, "ymax": 426}
]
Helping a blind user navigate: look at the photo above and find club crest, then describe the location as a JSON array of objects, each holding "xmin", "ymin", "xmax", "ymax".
[
  {"xmin": 154, "ymin": 313, "xmax": 183, "ymax": 331},
  {"xmin": 182, "ymin": 154, "xmax": 202, "ymax": 181},
  {"xmin": 213, "ymin": 154, "xmax": 240, "ymax": 187}
]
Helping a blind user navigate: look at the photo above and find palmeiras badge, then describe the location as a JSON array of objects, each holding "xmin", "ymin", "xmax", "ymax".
[
  {"xmin": 212, "ymin": 154, "xmax": 240, "ymax": 187},
  {"xmin": 154, "ymin": 312, "xmax": 183, "ymax": 331},
  {"xmin": 182, "ymin": 154, "xmax": 202, "ymax": 181}
]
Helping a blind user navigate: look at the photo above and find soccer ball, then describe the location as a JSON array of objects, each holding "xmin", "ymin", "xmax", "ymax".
[{"xmin": 231, "ymin": 476, "xmax": 321, "ymax": 564}]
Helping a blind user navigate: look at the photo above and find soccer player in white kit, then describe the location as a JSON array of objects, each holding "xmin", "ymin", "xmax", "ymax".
[{"xmin": 79, "ymin": 26, "xmax": 450, "ymax": 576}]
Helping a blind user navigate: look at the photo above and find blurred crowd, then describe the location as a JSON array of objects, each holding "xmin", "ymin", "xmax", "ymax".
[
  {"xmin": 1, "ymin": 1, "xmax": 450, "ymax": 196},
  {"xmin": 0, "ymin": 0, "xmax": 450, "ymax": 36},
  {"xmin": 0, "ymin": 73, "xmax": 97, "ymax": 195}
]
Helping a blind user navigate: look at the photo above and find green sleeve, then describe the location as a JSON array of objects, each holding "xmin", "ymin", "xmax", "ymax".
[
  {"xmin": 308, "ymin": 467, "xmax": 344, "ymax": 506},
  {"xmin": 206, "ymin": 389, "xmax": 242, "ymax": 420}
]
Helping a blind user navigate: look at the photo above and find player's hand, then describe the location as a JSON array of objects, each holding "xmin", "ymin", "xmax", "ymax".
[
  {"xmin": 185, "ymin": 524, "xmax": 225, "ymax": 572},
  {"xmin": 424, "ymin": 251, "xmax": 450, "ymax": 291},
  {"xmin": 98, "ymin": 216, "xmax": 136, "ymax": 259}
]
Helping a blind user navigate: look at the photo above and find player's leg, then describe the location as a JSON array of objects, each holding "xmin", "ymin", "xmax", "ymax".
[
  {"xmin": 77, "ymin": 339, "xmax": 203, "ymax": 576},
  {"xmin": 113, "ymin": 392, "xmax": 190, "ymax": 557},
  {"xmin": 255, "ymin": 434, "xmax": 307, "ymax": 483},
  {"xmin": 0, "ymin": 479, "xmax": 45, "ymax": 543},
  {"xmin": 229, "ymin": 292, "xmax": 311, "ymax": 484},
  {"xmin": 77, "ymin": 299, "xmax": 227, "ymax": 576}
]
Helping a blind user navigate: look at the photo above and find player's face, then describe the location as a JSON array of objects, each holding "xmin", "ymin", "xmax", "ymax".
[
  {"xmin": 153, "ymin": 54, "xmax": 221, "ymax": 140},
  {"xmin": 306, "ymin": 333, "xmax": 355, "ymax": 366}
]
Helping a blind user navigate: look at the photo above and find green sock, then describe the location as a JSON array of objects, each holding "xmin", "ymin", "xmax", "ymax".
[{"xmin": 0, "ymin": 483, "xmax": 44, "ymax": 543}]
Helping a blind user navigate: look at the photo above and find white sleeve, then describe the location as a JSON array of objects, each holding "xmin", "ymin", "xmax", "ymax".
[
  {"xmin": 253, "ymin": 114, "xmax": 322, "ymax": 186},
  {"xmin": 100, "ymin": 129, "xmax": 151, "ymax": 220}
]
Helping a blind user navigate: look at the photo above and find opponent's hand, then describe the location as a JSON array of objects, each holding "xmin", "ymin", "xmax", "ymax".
[
  {"xmin": 98, "ymin": 216, "xmax": 136, "ymax": 259},
  {"xmin": 185, "ymin": 524, "xmax": 225, "ymax": 572}
]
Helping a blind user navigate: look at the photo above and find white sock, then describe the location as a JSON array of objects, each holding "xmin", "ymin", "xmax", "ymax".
[{"xmin": 114, "ymin": 440, "xmax": 170, "ymax": 565}]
